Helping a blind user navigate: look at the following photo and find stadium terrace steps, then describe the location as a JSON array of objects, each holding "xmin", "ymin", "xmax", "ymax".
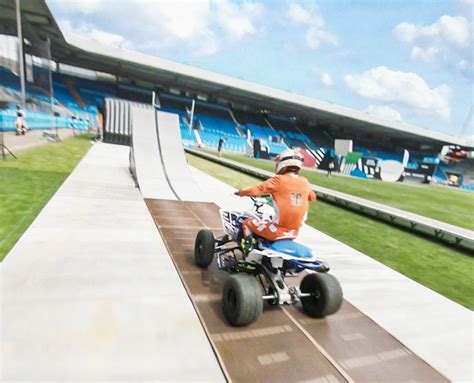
[{"xmin": 186, "ymin": 149, "xmax": 474, "ymax": 252}]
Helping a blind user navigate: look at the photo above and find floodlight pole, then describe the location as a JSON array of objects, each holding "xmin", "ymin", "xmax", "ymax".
[
  {"xmin": 152, "ymin": 91, "xmax": 158, "ymax": 108},
  {"xmin": 47, "ymin": 38, "xmax": 54, "ymax": 113},
  {"xmin": 189, "ymin": 99, "xmax": 195, "ymax": 130},
  {"xmin": 46, "ymin": 37, "xmax": 60, "ymax": 140},
  {"xmin": 16, "ymin": 0, "xmax": 26, "ymax": 109}
]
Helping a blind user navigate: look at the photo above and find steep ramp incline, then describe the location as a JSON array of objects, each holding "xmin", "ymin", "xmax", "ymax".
[
  {"xmin": 154, "ymin": 110, "xmax": 207, "ymax": 202},
  {"xmin": 130, "ymin": 106, "xmax": 176, "ymax": 200}
]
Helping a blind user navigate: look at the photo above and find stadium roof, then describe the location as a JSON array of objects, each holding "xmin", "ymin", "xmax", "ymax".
[{"xmin": 1, "ymin": 0, "xmax": 473, "ymax": 149}]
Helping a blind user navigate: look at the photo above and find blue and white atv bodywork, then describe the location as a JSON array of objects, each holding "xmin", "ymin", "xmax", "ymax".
[{"xmin": 194, "ymin": 196, "xmax": 343, "ymax": 327}]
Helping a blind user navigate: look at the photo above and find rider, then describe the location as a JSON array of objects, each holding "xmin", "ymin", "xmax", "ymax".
[{"xmin": 235, "ymin": 149, "xmax": 316, "ymax": 250}]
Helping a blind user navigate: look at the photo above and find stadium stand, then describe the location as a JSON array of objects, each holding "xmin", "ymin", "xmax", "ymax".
[
  {"xmin": 6, "ymin": 63, "xmax": 440, "ymax": 175},
  {"xmin": 432, "ymin": 157, "xmax": 474, "ymax": 191},
  {"xmin": 1, "ymin": 61, "xmax": 472, "ymax": 189},
  {"xmin": 194, "ymin": 101, "xmax": 241, "ymax": 138},
  {"xmin": 159, "ymin": 92, "xmax": 191, "ymax": 116},
  {"xmin": 232, "ymin": 109, "xmax": 267, "ymax": 126},
  {"xmin": 299, "ymin": 124, "xmax": 334, "ymax": 148},
  {"xmin": 158, "ymin": 95, "xmax": 250, "ymax": 153},
  {"xmin": 230, "ymin": 110, "xmax": 289, "ymax": 155},
  {"xmin": 0, "ymin": 65, "xmax": 120, "ymax": 132}
]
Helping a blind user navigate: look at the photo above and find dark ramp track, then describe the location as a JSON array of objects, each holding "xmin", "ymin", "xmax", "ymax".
[{"xmin": 145, "ymin": 199, "xmax": 448, "ymax": 383}]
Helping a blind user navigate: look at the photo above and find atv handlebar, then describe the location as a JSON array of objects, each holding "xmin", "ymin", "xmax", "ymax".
[
  {"xmin": 250, "ymin": 195, "xmax": 272, "ymax": 212},
  {"xmin": 234, "ymin": 191, "xmax": 272, "ymax": 209}
]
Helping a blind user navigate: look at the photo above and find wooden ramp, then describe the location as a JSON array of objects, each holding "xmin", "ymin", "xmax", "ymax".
[{"xmin": 145, "ymin": 199, "xmax": 448, "ymax": 383}]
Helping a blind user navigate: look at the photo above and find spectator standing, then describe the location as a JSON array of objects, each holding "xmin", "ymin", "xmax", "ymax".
[
  {"xmin": 327, "ymin": 158, "xmax": 335, "ymax": 177},
  {"xmin": 15, "ymin": 105, "xmax": 27, "ymax": 135},
  {"xmin": 218, "ymin": 137, "xmax": 226, "ymax": 157}
]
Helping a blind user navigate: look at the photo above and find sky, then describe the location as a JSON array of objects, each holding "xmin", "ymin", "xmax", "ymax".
[{"xmin": 47, "ymin": 0, "xmax": 473, "ymax": 137}]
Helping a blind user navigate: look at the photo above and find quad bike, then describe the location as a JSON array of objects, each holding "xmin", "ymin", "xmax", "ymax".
[{"xmin": 194, "ymin": 196, "xmax": 343, "ymax": 326}]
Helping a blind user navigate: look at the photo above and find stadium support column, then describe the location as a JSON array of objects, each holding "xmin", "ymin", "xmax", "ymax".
[
  {"xmin": 46, "ymin": 38, "xmax": 54, "ymax": 112},
  {"xmin": 46, "ymin": 37, "xmax": 59, "ymax": 140},
  {"xmin": 189, "ymin": 99, "xmax": 195, "ymax": 130},
  {"xmin": 15, "ymin": 0, "xmax": 26, "ymax": 109}
]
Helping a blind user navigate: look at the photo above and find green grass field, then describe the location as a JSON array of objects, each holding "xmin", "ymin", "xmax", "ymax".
[
  {"xmin": 0, "ymin": 135, "xmax": 92, "ymax": 261},
  {"xmin": 187, "ymin": 153, "xmax": 474, "ymax": 309},
  {"xmin": 214, "ymin": 151, "xmax": 474, "ymax": 231}
]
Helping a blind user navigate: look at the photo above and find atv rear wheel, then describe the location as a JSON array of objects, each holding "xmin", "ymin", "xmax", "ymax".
[
  {"xmin": 194, "ymin": 229, "xmax": 215, "ymax": 268},
  {"xmin": 223, "ymin": 274, "xmax": 263, "ymax": 326},
  {"xmin": 300, "ymin": 273, "xmax": 343, "ymax": 318}
]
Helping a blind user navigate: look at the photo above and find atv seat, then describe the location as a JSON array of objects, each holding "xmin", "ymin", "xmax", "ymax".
[{"xmin": 269, "ymin": 240, "xmax": 313, "ymax": 259}]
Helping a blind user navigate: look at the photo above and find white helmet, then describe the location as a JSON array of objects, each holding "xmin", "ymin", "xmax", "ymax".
[{"xmin": 275, "ymin": 149, "xmax": 304, "ymax": 174}]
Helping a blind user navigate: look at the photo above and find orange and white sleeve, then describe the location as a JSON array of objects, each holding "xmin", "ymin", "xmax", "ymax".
[{"xmin": 239, "ymin": 176, "xmax": 280, "ymax": 197}]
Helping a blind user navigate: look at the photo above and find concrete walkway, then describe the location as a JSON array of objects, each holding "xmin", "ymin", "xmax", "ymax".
[
  {"xmin": 1, "ymin": 143, "xmax": 224, "ymax": 382},
  {"xmin": 189, "ymin": 165, "xmax": 473, "ymax": 383}
]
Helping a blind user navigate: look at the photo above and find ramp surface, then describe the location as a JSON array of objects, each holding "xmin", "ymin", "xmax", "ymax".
[
  {"xmin": 130, "ymin": 106, "xmax": 176, "ymax": 199},
  {"xmin": 155, "ymin": 110, "xmax": 206, "ymax": 201},
  {"xmin": 129, "ymin": 106, "xmax": 206, "ymax": 201},
  {"xmin": 145, "ymin": 198, "xmax": 448, "ymax": 383}
]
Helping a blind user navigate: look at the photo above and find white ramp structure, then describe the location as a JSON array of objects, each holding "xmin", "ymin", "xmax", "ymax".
[
  {"xmin": 155, "ymin": 110, "xmax": 206, "ymax": 201},
  {"xmin": 129, "ymin": 106, "xmax": 176, "ymax": 200},
  {"xmin": 129, "ymin": 105, "xmax": 206, "ymax": 201}
]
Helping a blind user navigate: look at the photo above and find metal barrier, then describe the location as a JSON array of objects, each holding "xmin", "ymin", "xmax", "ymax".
[{"xmin": 186, "ymin": 148, "xmax": 474, "ymax": 253}]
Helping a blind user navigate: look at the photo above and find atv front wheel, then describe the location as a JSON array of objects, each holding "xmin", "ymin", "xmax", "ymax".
[
  {"xmin": 223, "ymin": 274, "xmax": 263, "ymax": 326},
  {"xmin": 300, "ymin": 273, "xmax": 343, "ymax": 318},
  {"xmin": 194, "ymin": 229, "xmax": 215, "ymax": 268}
]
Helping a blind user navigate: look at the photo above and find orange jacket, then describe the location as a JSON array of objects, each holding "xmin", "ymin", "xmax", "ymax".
[{"xmin": 239, "ymin": 173, "xmax": 316, "ymax": 232}]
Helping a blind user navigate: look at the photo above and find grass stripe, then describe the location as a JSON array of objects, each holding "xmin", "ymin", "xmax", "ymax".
[{"xmin": 0, "ymin": 135, "xmax": 93, "ymax": 261}]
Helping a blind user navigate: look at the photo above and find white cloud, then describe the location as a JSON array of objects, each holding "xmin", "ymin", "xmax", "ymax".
[
  {"xmin": 365, "ymin": 105, "xmax": 403, "ymax": 122},
  {"xmin": 321, "ymin": 72, "xmax": 333, "ymax": 86},
  {"xmin": 59, "ymin": 19, "xmax": 127, "ymax": 47},
  {"xmin": 49, "ymin": 0, "xmax": 265, "ymax": 57},
  {"xmin": 394, "ymin": 15, "xmax": 471, "ymax": 65},
  {"xmin": 214, "ymin": 1, "xmax": 264, "ymax": 42},
  {"xmin": 286, "ymin": 1, "xmax": 337, "ymax": 50},
  {"xmin": 287, "ymin": 2, "xmax": 322, "ymax": 26},
  {"xmin": 344, "ymin": 66, "xmax": 452, "ymax": 119},
  {"xmin": 305, "ymin": 28, "xmax": 337, "ymax": 49}
]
